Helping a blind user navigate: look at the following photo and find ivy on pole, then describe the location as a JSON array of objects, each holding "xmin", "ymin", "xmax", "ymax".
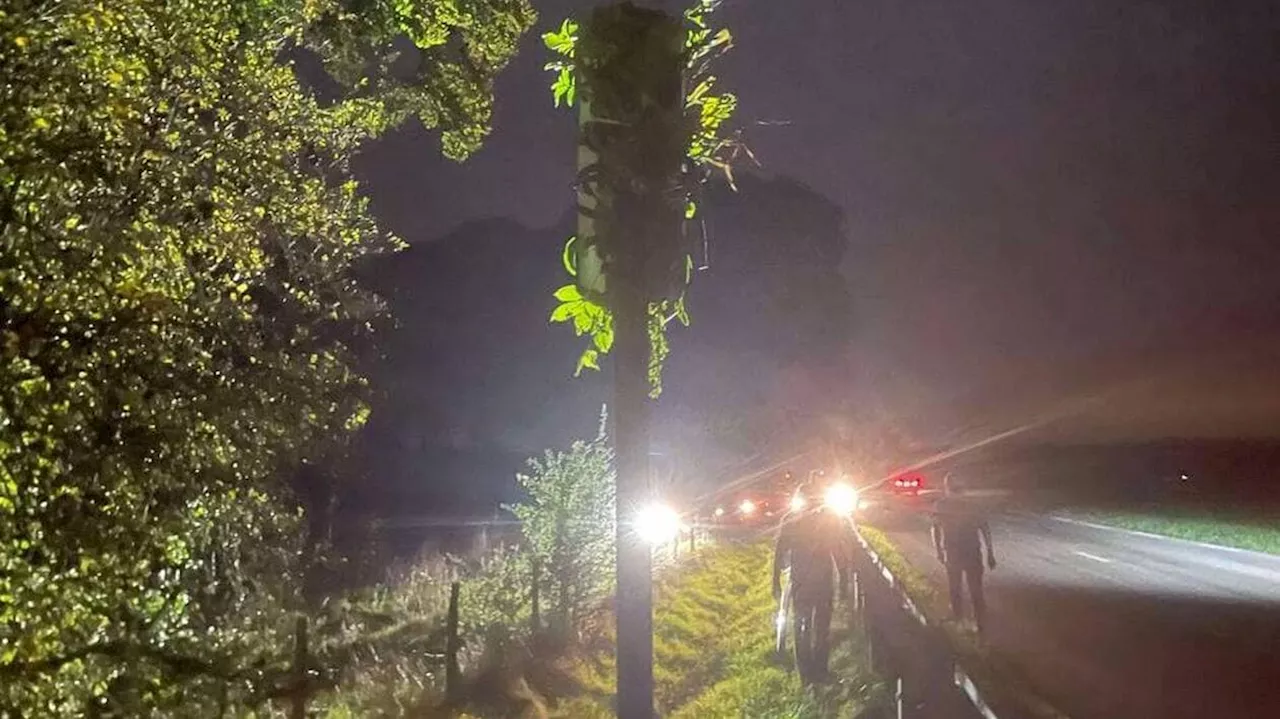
[{"xmin": 543, "ymin": 0, "xmax": 748, "ymax": 396}]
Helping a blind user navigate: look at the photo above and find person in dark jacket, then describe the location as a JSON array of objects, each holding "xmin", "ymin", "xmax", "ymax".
[
  {"xmin": 773, "ymin": 483, "xmax": 854, "ymax": 684},
  {"xmin": 931, "ymin": 473, "xmax": 997, "ymax": 633}
]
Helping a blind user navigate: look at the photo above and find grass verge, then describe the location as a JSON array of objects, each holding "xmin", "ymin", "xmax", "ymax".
[
  {"xmin": 857, "ymin": 526, "xmax": 948, "ymax": 619},
  {"xmin": 857, "ymin": 526, "xmax": 1070, "ymax": 719},
  {"xmin": 552, "ymin": 540, "xmax": 885, "ymax": 718},
  {"xmin": 1066, "ymin": 509, "xmax": 1280, "ymax": 555}
]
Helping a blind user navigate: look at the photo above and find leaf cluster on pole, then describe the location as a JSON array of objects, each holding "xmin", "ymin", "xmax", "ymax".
[{"xmin": 544, "ymin": 0, "xmax": 747, "ymax": 397}]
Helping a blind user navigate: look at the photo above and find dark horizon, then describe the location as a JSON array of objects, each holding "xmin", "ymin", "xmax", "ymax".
[{"xmin": 341, "ymin": 0, "xmax": 1280, "ymax": 523}]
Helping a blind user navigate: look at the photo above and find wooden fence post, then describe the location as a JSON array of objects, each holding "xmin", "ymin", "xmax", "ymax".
[
  {"xmin": 895, "ymin": 676, "xmax": 906, "ymax": 719},
  {"xmin": 289, "ymin": 615, "xmax": 308, "ymax": 719},
  {"xmin": 446, "ymin": 581, "xmax": 461, "ymax": 701}
]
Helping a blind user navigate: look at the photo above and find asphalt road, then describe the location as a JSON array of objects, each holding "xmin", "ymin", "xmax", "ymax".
[{"xmin": 872, "ymin": 506, "xmax": 1280, "ymax": 719}]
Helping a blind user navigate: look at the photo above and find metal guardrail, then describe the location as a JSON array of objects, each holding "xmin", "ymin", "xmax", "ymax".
[
  {"xmin": 774, "ymin": 567, "xmax": 792, "ymax": 656},
  {"xmin": 954, "ymin": 666, "xmax": 1000, "ymax": 719}
]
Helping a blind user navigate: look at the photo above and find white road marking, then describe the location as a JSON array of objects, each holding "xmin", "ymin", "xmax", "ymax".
[
  {"xmin": 1051, "ymin": 515, "xmax": 1261, "ymax": 556},
  {"xmin": 1072, "ymin": 550, "xmax": 1113, "ymax": 564}
]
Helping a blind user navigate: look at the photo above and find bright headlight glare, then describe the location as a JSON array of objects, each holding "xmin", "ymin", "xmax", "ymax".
[
  {"xmin": 789, "ymin": 494, "xmax": 807, "ymax": 512},
  {"xmin": 634, "ymin": 503, "xmax": 681, "ymax": 545},
  {"xmin": 739, "ymin": 499, "xmax": 757, "ymax": 515},
  {"xmin": 824, "ymin": 482, "xmax": 858, "ymax": 515}
]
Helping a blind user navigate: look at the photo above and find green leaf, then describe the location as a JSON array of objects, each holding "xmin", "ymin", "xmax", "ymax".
[
  {"xmin": 593, "ymin": 323, "xmax": 614, "ymax": 352},
  {"xmin": 575, "ymin": 348, "xmax": 601, "ymax": 375},
  {"xmin": 562, "ymin": 235, "xmax": 578, "ymax": 276},
  {"xmin": 553, "ymin": 284, "xmax": 582, "ymax": 302},
  {"xmin": 542, "ymin": 19, "xmax": 579, "ymax": 55},
  {"xmin": 550, "ymin": 302, "xmax": 575, "ymax": 323},
  {"xmin": 551, "ymin": 68, "xmax": 576, "ymax": 108}
]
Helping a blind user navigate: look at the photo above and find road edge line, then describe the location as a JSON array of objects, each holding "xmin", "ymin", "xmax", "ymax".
[{"xmin": 1070, "ymin": 549, "xmax": 1112, "ymax": 564}]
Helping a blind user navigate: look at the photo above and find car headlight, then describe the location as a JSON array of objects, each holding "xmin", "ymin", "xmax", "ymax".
[
  {"xmin": 634, "ymin": 502, "xmax": 682, "ymax": 545},
  {"xmin": 823, "ymin": 482, "xmax": 858, "ymax": 515}
]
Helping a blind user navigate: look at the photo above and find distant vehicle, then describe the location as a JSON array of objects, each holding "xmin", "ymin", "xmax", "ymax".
[
  {"xmin": 856, "ymin": 471, "xmax": 929, "ymax": 515},
  {"xmin": 891, "ymin": 472, "xmax": 926, "ymax": 497},
  {"xmin": 705, "ymin": 468, "xmax": 829, "ymax": 529},
  {"xmin": 728, "ymin": 494, "xmax": 783, "ymax": 525},
  {"xmin": 710, "ymin": 475, "xmax": 795, "ymax": 528}
]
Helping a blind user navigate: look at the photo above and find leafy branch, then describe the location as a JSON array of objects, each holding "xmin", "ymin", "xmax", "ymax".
[
  {"xmin": 551, "ymin": 280, "xmax": 613, "ymax": 376},
  {"xmin": 544, "ymin": 19, "xmax": 579, "ymax": 108}
]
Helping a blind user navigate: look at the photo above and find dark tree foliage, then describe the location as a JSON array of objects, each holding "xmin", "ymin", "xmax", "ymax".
[{"xmin": 0, "ymin": 0, "xmax": 532, "ymax": 713}]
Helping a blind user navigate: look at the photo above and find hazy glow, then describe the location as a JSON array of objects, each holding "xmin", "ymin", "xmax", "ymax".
[
  {"xmin": 789, "ymin": 493, "xmax": 807, "ymax": 512},
  {"xmin": 739, "ymin": 498, "xmax": 757, "ymax": 516}
]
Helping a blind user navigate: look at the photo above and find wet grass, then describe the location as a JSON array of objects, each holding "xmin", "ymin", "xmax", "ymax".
[
  {"xmin": 552, "ymin": 539, "xmax": 886, "ymax": 718},
  {"xmin": 1069, "ymin": 509, "xmax": 1280, "ymax": 555},
  {"xmin": 858, "ymin": 526, "xmax": 949, "ymax": 619}
]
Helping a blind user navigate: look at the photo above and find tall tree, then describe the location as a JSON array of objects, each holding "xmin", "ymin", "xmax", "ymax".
[{"xmin": 0, "ymin": 0, "xmax": 533, "ymax": 713}]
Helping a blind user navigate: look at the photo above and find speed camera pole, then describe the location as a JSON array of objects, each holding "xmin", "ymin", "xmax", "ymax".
[{"xmin": 612, "ymin": 254, "xmax": 656, "ymax": 719}]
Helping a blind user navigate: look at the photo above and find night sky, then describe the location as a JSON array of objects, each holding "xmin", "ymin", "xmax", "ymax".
[{"xmin": 346, "ymin": 0, "xmax": 1280, "ymax": 514}]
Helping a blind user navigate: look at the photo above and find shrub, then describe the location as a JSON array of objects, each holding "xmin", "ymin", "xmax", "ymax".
[
  {"xmin": 507, "ymin": 408, "xmax": 616, "ymax": 634},
  {"xmin": 458, "ymin": 546, "xmax": 536, "ymax": 656},
  {"xmin": 308, "ymin": 558, "xmax": 455, "ymax": 717}
]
